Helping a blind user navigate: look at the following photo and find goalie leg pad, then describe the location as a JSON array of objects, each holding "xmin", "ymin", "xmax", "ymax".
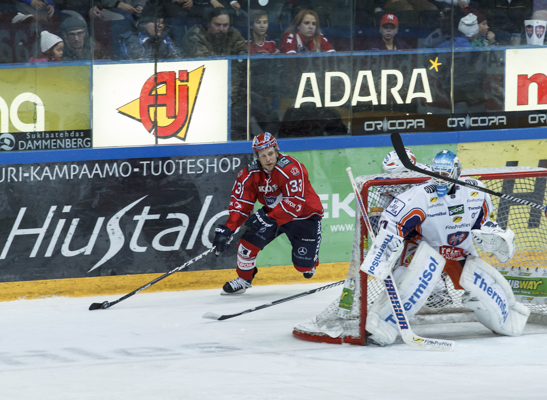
[
  {"xmin": 366, "ymin": 242, "xmax": 446, "ymax": 345},
  {"xmin": 360, "ymin": 228, "xmax": 404, "ymax": 281},
  {"xmin": 472, "ymin": 227, "xmax": 515, "ymax": 263},
  {"xmin": 460, "ymin": 256, "xmax": 530, "ymax": 336}
]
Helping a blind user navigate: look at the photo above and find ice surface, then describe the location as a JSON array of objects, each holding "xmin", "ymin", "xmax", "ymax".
[{"xmin": 1, "ymin": 282, "xmax": 546, "ymax": 400}]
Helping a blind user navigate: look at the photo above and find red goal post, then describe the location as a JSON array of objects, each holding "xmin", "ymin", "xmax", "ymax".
[{"xmin": 293, "ymin": 166, "xmax": 547, "ymax": 345}]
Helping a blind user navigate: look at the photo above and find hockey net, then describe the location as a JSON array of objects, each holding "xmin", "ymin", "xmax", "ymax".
[{"xmin": 293, "ymin": 166, "xmax": 547, "ymax": 345}]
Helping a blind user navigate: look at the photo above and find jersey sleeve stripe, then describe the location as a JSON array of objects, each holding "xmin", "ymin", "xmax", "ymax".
[
  {"xmin": 231, "ymin": 195, "xmax": 255, "ymax": 206},
  {"xmin": 280, "ymin": 202, "xmax": 298, "ymax": 218},
  {"xmin": 275, "ymin": 165, "xmax": 290, "ymax": 179},
  {"xmin": 296, "ymin": 159, "xmax": 306, "ymax": 196},
  {"xmin": 229, "ymin": 209, "xmax": 250, "ymax": 218},
  {"xmin": 398, "ymin": 208, "xmax": 426, "ymax": 237}
]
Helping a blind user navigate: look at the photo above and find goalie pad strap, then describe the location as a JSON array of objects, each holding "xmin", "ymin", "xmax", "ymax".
[
  {"xmin": 366, "ymin": 242, "xmax": 446, "ymax": 346},
  {"xmin": 460, "ymin": 256, "xmax": 529, "ymax": 336}
]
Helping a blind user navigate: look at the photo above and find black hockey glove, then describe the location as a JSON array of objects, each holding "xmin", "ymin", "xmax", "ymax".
[
  {"xmin": 213, "ymin": 224, "xmax": 234, "ymax": 256},
  {"xmin": 245, "ymin": 208, "xmax": 275, "ymax": 234}
]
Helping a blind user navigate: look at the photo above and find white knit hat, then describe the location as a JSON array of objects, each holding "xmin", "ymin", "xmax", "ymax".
[
  {"xmin": 40, "ymin": 31, "xmax": 63, "ymax": 53},
  {"xmin": 458, "ymin": 14, "xmax": 479, "ymax": 38}
]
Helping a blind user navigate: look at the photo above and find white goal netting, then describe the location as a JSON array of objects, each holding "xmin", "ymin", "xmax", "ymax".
[{"xmin": 294, "ymin": 167, "xmax": 547, "ymax": 345}]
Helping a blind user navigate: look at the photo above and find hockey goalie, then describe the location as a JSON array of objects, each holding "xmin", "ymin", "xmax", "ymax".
[{"xmin": 362, "ymin": 149, "xmax": 530, "ymax": 346}]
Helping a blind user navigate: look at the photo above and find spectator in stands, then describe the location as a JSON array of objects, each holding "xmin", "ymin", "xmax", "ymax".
[
  {"xmin": 211, "ymin": 0, "xmax": 249, "ymax": 32},
  {"xmin": 428, "ymin": 0, "xmax": 473, "ymax": 10},
  {"xmin": 379, "ymin": 0, "xmax": 414, "ymax": 12},
  {"xmin": 163, "ymin": 0, "xmax": 213, "ymax": 48},
  {"xmin": 480, "ymin": 0, "xmax": 533, "ymax": 44},
  {"xmin": 464, "ymin": 8, "xmax": 497, "ymax": 46},
  {"xmin": 97, "ymin": 0, "xmax": 147, "ymax": 24},
  {"xmin": 120, "ymin": 15, "xmax": 181, "ymax": 59},
  {"xmin": 29, "ymin": 30, "xmax": 63, "ymax": 62},
  {"xmin": 280, "ymin": 9, "xmax": 335, "ymax": 53},
  {"xmin": 367, "ymin": 13, "xmax": 411, "ymax": 50},
  {"xmin": 61, "ymin": 15, "xmax": 105, "ymax": 60},
  {"xmin": 247, "ymin": 10, "xmax": 279, "ymax": 54},
  {"xmin": 437, "ymin": 12, "xmax": 477, "ymax": 47},
  {"xmin": 13, "ymin": 0, "xmax": 54, "ymax": 24},
  {"xmin": 181, "ymin": 8, "xmax": 247, "ymax": 57},
  {"xmin": 53, "ymin": 0, "xmax": 95, "ymax": 20}
]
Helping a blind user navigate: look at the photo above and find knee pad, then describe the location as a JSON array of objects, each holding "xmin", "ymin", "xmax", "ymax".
[{"xmin": 460, "ymin": 256, "xmax": 530, "ymax": 336}]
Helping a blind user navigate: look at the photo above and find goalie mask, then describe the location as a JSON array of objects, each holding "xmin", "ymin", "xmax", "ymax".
[
  {"xmin": 382, "ymin": 148, "xmax": 417, "ymax": 174},
  {"xmin": 432, "ymin": 150, "xmax": 461, "ymax": 197},
  {"xmin": 252, "ymin": 132, "xmax": 278, "ymax": 157}
]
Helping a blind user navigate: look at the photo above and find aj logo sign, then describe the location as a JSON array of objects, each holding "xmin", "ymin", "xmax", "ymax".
[{"xmin": 117, "ymin": 67, "xmax": 204, "ymax": 140}]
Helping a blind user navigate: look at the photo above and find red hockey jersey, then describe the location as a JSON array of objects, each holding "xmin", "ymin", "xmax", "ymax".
[
  {"xmin": 280, "ymin": 32, "xmax": 335, "ymax": 53},
  {"xmin": 245, "ymin": 39, "xmax": 278, "ymax": 54},
  {"xmin": 225, "ymin": 154, "xmax": 324, "ymax": 230}
]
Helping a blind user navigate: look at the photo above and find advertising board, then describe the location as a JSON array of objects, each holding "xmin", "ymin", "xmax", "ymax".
[
  {"xmin": 0, "ymin": 65, "xmax": 91, "ymax": 152},
  {"xmin": 92, "ymin": 60, "xmax": 229, "ymax": 147}
]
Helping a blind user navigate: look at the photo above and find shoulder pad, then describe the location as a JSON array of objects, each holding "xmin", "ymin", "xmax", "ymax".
[
  {"xmin": 464, "ymin": 178, "xmax": 479, "ymax": 186},
  {"xmin": 247, "ymin": 160, "xmax": 261, "ymax": 171},
  {"xmin": 422, "ymin": 184, "xmax": 436, "ymax": 194},
  {"xmin": 276, "ymin": 156, "xmax": 293, "ymax": 168}
]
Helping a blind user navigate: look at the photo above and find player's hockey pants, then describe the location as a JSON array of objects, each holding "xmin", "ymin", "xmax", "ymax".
[{"xmin": 235, "ymin": 216, "xmax": 322, "ymax": 280}]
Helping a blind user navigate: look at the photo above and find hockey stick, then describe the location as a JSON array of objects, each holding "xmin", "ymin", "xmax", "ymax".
[
  {"xmin": 390, "ymin": 132, "xmax": 547, "ymax": 218},
  {"xmin": 89, "ymin": 247, "xmax": 216, "ymax": 310},
  {"xmin": 202, "ymin": 280, "xmax": 345, "ymax": 321},
  {"xmin": 347, "ymin": 167, "xmax": 455, "ymax": 351}
]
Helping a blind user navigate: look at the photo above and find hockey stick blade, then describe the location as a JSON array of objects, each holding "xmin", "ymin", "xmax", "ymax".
[
  {"xmin": 390, "ymin": 132, "xmax": 547, "ymax": 217},
  {"xmin": 202, "ymin": 280, "xmax": 345, "ymax": 321},
  {"xmin": 385, "ymin": 276, "xmax": 455, "ymax": 352},
  {"xmin": 202, "ymin": 312, "xmax": 223, "ymax": 320},
  {"xmin": 89, "ymin": 301, "xmax": 111, "ymax": 310},
  {"xmin": 88, "ymin": 247, "xmax": 215, "ymax": 311}
]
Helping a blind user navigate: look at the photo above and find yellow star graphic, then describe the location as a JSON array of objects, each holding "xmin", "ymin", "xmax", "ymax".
[{"xmin": 429, "ymin": 57, "xmax": 442, "ymax": 72}]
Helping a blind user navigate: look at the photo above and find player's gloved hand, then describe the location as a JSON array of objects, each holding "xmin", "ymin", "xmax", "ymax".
[
  {"xmin": 245, "ymin": 208, "xmax": 275, "ymax": 234},
  {"xmin": 213, "ymin": 224, "xmax": 234, "ymax": 256}
]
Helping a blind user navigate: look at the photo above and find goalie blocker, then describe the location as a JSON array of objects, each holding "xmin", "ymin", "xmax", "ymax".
[{"xmin": 360, "ymin": 228, "xmax": 404, "ymax": 281}]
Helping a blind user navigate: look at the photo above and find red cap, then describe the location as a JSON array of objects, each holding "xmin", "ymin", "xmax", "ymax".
[{"xmin": 380, "ymin": 14, "xmax": 398, "ymax": 27}]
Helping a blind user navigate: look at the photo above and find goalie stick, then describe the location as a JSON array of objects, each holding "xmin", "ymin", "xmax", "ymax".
[
  {"xmin": 347, "ymin": 167, "xmax": 455, "ymax": 352},
  {"xmin": 203, "ymin": 280, "xmax": 345, "ymax": 321},
  {"xmin": 89, "ymin": 247, "xmax": 216, "ymax": 310},
  {"xmin": 390, "ymin": 132, "xmax": 547, "ymax": 218}
]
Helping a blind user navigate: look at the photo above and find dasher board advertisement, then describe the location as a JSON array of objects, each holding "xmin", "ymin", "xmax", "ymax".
[
  {"xmin": 92, "ymin": 60, "xmax": 228, "ymax": 147},
  {"xmin": 0, "ymin": 153, "xmax": 252, "ymax": 282},
  {"xmin": 505, "ymin": 48, "xmax": 547, "ymax": 111},
  {"xmin": 0, "ymin": 65, "xmax": 91, "ymax": 151}
]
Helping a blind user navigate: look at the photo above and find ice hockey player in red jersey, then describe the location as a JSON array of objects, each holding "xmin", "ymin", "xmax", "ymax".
[{"xmin": 213, "ymin": 132, "xmax": 324, "ymax": 294}]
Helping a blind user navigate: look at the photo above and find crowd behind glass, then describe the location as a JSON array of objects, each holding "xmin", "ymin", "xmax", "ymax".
[{"xmin": 0, "ymin": 0, "xmax": 542, "ymax": 140}]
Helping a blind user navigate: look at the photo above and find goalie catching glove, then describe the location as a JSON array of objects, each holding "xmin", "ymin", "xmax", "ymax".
[
  {"xmin": 360, "ymin": 228, "xmax": 404, "ymax": 280},
  {"xmin": 472, "ymin": 221, "xmax": 515, "ymax": 263},
  {"xmin": 213, "ymin": 225, "xmax": 234, "ymax": 256}
]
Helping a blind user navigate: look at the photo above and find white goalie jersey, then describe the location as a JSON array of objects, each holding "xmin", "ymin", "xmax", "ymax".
[
  {"xmin": 373, "ymin": 163, "xmax": 433, "ymax": 210},
  {"xmin": 379, "ymin": 178, "xmax": 495, "ymax": 261}
]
